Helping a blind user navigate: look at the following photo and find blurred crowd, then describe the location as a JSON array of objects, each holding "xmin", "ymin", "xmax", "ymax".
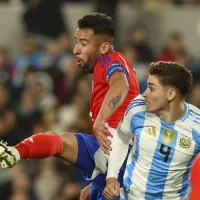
[
  {"xmin": 0, "ymin": 0, "xmax": 199, "ymax": 200},
  {"xmin": 0, "ymin": 32, "xmax": 92, "ymax": 200}
]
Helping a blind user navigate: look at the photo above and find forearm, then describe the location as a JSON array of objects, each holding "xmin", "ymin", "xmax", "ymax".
[
  {"xmin": 107, "ymin": 128, "xmax": 132, "ymax": 178},
  {"xmin": 96, "ymin": 80, "xmax": 129, "ymax": 123}
]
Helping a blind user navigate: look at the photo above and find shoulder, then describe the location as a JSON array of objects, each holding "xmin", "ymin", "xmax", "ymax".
[
  {"xmin": 187, "ymin": 103, "xmax": 200, "ymax": 125},
  {"xmin": 103, "ymin": 52, "xmax": 131, "ymax": 81},
  {"xmin": 97, "ymin": 52, "xmax": 129, "ymax": 69},
  {"xmin": 109, "ymin": 52, "xmax": 129, "ymax": 66},
  {"xmin": 96, "ymin": 52, "xmax": 122, "ymax": 69},
  {"xmin": 125, "ymin": 95, "xmax": 146, "ymax": 116},
  {"xmin": 184, "ymin": 103, "xmax": 200, "ymax": 135}
]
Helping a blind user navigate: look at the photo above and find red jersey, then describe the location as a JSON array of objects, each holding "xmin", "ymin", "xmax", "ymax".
[
  {"xmin": 90, "ymin": 51, "xmax": 140, "ymax": 136},
  {"xmin": 190, "ymin": 154, "xmax": 200, "ymax": 200}
]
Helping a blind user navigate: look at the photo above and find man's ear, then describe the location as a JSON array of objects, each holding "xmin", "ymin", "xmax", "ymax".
[
  {"xmin": 168, "ymin": 88, "xmax": 176, "ymax": 101},
  {"xmin": 100, "ymin": 42, "xmax": 111, "ymax": 55}
]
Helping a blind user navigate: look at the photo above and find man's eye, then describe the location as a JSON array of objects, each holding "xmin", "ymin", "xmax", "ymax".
[{"xmin": 149, "ymin": 87, "xmax": 153, "ymax": 91}]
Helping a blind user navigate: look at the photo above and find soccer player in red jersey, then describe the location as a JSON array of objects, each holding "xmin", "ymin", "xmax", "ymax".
[
  {"xmin": 0, "ymin": 13, "xmax": 139, "ymax": 200},
  {"xmin": 190, "ymin": 154, "xmax": 200, "ymax": 200}
]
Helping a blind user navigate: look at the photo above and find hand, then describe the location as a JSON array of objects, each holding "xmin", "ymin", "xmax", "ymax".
[
  {"xmin": 103, "ymin": 177, "xmax": 120, "ymax": 200},
  {"xmin": 93, "ymin": 120, "xmax": 112, "ymax": 155},
  {"xmin": 79, "ymin": 184, "xmax": 91, "ymax": 200}
]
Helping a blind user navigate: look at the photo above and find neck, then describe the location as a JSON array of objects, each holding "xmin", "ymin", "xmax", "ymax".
[{"xmin": 156, "ymin": 98, "xmax": 185, "ymax": 123}]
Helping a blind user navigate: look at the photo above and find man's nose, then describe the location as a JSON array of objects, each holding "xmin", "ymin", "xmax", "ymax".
[
  {"xmin": 142, "ymin": 89, "xmax": 148, "ymax": 98},
  {"xmin": 73, "ymin": 44, "xmax": 80, "ymax": 55}
]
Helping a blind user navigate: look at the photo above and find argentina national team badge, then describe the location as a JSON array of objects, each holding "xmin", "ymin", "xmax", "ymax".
[
  {"xmin": 162, "ymin": 129, "xmax": 174, "ymax": 144},
  {"xmin": 179, "ymin": 135, "xmax": 192, "ymax": 149}
]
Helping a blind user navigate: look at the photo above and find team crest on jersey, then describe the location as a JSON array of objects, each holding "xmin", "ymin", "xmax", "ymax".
[
  {"xmin": 179, "ymin": 136, "xmax": 192, "ymax": 149},
  {"xmin": 162, "ymin": 129, "xmax": 174, "ymax": 144}
]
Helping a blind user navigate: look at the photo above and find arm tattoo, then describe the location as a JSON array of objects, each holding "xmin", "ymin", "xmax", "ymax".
[{"xmin": 108, "ymin": 95, "xmax": 121, "ymax": 109}]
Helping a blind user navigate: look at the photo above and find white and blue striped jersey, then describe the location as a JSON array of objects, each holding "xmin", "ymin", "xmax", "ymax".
[{"xmin": 119, "ymin": 95, "xmax": 200, "ymax": 200}]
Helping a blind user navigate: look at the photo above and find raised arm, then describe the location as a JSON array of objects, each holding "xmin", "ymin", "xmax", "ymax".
[{"xmin": 93, "ymin": 71, "xmax": 129, "ymax": 154}]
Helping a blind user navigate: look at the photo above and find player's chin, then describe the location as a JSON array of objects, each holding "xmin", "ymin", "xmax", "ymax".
[
  {"xmin": 146, "ymin": 106, "xmax": 155, "ymax": 113},
  {"xmin": 77, "ymin": 63, "xmax": 83, "ymax": 69}
]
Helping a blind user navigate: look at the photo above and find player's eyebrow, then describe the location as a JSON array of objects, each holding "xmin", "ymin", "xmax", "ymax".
[
  {"xmin": 79, "ymin": 38, "xmax": 89, "ymax": 43},
  {"xmin": 74, "ymin": 36, "xmax": 89, "ymax": 43},
  {"xmin": 148, "ymin": 82, "xmax": 155, "ymax": 86}
]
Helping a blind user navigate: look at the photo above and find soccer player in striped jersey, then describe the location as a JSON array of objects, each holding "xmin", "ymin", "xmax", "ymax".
[
  {"xmin": 103, "ymin": 61, "xmax": 199, "ymax": 200},
  {"xmin": 0, "ymin": 13, "xmax": 139, "ymax": 200}
]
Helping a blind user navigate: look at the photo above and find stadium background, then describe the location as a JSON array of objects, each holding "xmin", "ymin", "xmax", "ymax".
[{"xmin": 0, "ymin": 0, "xmax": 199, "ymax": 199}]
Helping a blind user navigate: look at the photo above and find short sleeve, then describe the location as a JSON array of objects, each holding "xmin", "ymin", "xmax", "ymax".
[{"xmin": 105, "ymin": 62, "xmax": 129, "ymax": 82}]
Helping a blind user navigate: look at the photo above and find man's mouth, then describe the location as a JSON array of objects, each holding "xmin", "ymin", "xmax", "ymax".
[
  {"xmin": 75, "ymin": 58, "xmax": 82, "ymax": 65},
  {"xmin": 146, "ymin": 100, "xmax": 150, "ymax": 105}
]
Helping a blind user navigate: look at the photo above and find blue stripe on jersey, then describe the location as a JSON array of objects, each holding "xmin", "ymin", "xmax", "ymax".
[
  {"xmin": 189, "ymin": 113, "xmax": 200, "ymax": 121},
  {"xmin": 127, "ymin": 98, "xmax": 145, "ymax": 106},
  {"xmin": 192, "ymin": 128, "xmax": 200, "ymax": 154},
  {"xmin": 130, "ymin": 98, "xmax": 145, "ymax": 103},
  {"xmin": 106, "ymin": 62, "xmax": 129, "ymax": 82},
  {"xmin": 123, "ymin": 111, "xmax": 146, "ymax": 197},
  {"xmin": 190, "ymin": 109, "xmax": 200, "ymax": 117},
  {"xmin": 188, "ymin": 110, "xmax": 200, "ymax": 123},
  {"xmin": 106, "ymin": 54, "xmax": 111, "ymax": 62},
  {"xmin": 180, "ymin": 103, "xmax": 189, "ymax": 122},
  {"xmin": 188, "ymin": 115, "xmax": 200, "ymax": 124},
  {"xmin": 99, "ymin": 58, "xmax": 104, "ymax": 68},
  {"xmin": 126, "ymin": 99, "xmax": 146, "ymax": 112},
  {"xmin": 125, "ymin": 102, "xmax": 146, "ymax": 116},
  {"xmin": 145, "ymin": 123, "xmax": 178, "ymax": 200},
  {"xmin": 102, "ymin": 55, "xmax": 107, "ymax": 65}
]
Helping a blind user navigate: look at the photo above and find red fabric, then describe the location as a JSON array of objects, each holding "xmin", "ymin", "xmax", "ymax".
[
  {"xmin": 14, "ymin": 133, "xmax": 63, "ymax": 159},
  {"xmin": 190, "ymin": 154, "xmax": 200, "ymax": 199},
  {"xmin": 14, "ymin": 143, "xmax": 29, "ymax": 159},
  {"xmin": 91, "ymin": 52, "xmax": 140, "ymax": 137}
]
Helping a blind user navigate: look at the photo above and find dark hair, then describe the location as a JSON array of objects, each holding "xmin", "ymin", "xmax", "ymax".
[
  {"xmin": 78, "ymin": 13, "xmax": 116, "ymax": 38},
  {"xmin": 149, "ymin": 61, "xmax": 193, "ymax": 97}
]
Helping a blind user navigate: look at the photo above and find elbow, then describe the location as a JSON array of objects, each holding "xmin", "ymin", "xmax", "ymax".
[{"xmin": 119, "ymin": 81, "xmax": 129, "ymax": 97}]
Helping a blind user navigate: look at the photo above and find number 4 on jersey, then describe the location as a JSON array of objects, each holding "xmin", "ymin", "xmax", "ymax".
[{"xmin": 159, "ymin": 144, "xmax": 171, "ymax": 162}]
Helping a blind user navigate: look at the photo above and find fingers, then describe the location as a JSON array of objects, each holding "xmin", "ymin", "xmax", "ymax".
[
  {"xmin": 96, "ymin": 135, "xmax": 112, "ymax": 155},
  {"xmin": 79, "ymin": 185, "xmax": 90, "ymax": 200},
  {"xmin": 79, "ymin": 191, "xmax": 89, "ymax": 200},
  {"xmin": 93, "ymin": 122, "xmax": 112, "ymax": 154},
  {"xmin": 102, "ymin": 188, "xmax": 114, "ymax": 199},
  {"xmin": 114, "ymin": 182, "xmax": 120, "ymax": 196},
  {"xmin": 103, "ymin": 179, "xmax": 120, "ymax": 200},
  {"xmin": 103, "ymin": 186, "xmax": 119, "ymax": 200},
  {"xmin": 79, "ymin": 191, "xmax": 84, "ymax": 200}
]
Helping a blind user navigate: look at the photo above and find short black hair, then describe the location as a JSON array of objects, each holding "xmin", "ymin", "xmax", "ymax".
[
  {"xmin": 78, "ymin": 13, "xmax": 116, "ymax": 38},
  {"xmin": 149, "ymin": 61, "xmax": 193, "ymax": 98}
]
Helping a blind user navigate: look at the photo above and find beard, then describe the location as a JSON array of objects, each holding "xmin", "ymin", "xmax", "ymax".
[{"xmin": 81, "ymin": 61, "xmax": 95, "ymax": 74}]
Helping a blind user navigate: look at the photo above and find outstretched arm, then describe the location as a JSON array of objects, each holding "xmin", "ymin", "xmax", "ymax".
[
  {"xmin": 103, "ymin": 122, "xmax": 133, "ymax": 199},
  {"xmin": 93, "ymin": 72, "xmax": 129, "ymax": 154}
]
